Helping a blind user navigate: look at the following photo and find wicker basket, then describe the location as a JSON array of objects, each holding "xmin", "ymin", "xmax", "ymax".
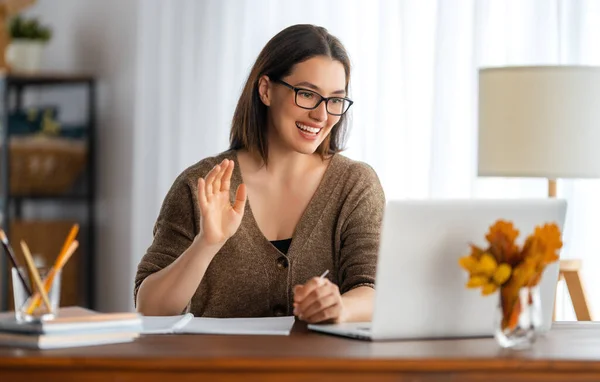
[{"xmin": 7, "ymin": 136, "xmax": 87, "ymax": 195}]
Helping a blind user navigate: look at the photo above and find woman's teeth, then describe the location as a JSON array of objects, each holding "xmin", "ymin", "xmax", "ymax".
[{"xmin": 296, "ymin": 123, "xmax": 321, "ymax": 134}]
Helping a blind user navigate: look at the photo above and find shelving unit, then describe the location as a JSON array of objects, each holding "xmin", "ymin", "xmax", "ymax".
[{"xmin": 0, "ymin": 73, "xmax": 96, "ymax": 311}]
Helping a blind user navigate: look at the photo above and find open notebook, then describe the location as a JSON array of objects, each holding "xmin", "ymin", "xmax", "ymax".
[{"xmin": 142, "ymin": 314, "xmax": 296, "ymax": 336}]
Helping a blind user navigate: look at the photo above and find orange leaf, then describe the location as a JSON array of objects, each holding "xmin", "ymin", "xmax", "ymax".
[
  {"xmin": 459, "ymin": 256, "xmax": 478, "ymax": 272},
  {"xmin": 468, "ymin": 244, "xmax": 486, "ymax": 260},
  {"xmin": 485, "ymin": 220, "xmax": 520, "ymax": 264},
  {"xmin": 482, "ymin": 283, "xmax": 498, "ymax": 295},
  {"xmin": 467, "ymin": 276, "xmax": 488, "ymax": 288}
]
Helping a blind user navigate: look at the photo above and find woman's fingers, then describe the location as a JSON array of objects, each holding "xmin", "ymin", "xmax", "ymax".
[
  {"xmin": 220, "ymin": 159, "xmax": 234, "ymax": 192},
  {"xmin": 304, "ymin": 303, "xmax": 341, "ymax": 324},
  {"xmin": 233, "ymin": 183, "xmax": 247, "ymax": 215},
  {"xmin": 197, "ymin": 177, "xmax": 208, "ymax": 211},
  {"xmin": 200, "ymin": 159, "xmax": 241, "ymax": 209},
  {"xmin": 196, "ymin": 159, "xmax": 244, "ymax": 246},
  {"xmin": 293, "ymin": 279, "xmax": 345, "ymax": 323},
  {"xmin": 204, "ymin": 164, "xmax": 221, "ymax": 199},
  {"xmin": 294, "ymin": 277, "xmax": 325, "ymax": 302},
  {"xmin": 213, "ymin": 159, "xmax": 228, "ymax": 194},
  {"xmin": 295, "ymin": 280, "xmax": 331, "ymax": 313},
  {"xmin": 298, "ymin": 292, "xmax": 338, "ymax": 320}
]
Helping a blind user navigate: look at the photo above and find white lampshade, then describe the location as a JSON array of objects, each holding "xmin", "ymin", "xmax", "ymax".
[{"xmin": 478, "ymin": 66, "xmax": 600, "ymax": 179}]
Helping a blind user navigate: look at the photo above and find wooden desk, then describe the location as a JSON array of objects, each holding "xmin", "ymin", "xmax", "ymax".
[{"xmin": 1, "ymin": 321, "xmax": 600, "ymax": 381}]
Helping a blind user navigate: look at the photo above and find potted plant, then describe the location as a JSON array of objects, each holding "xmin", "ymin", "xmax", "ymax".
[{"xmin": 5, "ymin": 15, "xmax": 51, "ymax": 72}]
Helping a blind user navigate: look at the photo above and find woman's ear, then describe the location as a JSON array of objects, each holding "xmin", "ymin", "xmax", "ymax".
[{"xmin": 257, "ymin": 75, "xmax": 272, "ymax": 106}]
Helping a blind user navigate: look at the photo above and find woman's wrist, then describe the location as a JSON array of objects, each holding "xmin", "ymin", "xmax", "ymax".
[
  {"xmin": 335, "ymin": 298, "xmax": 349, "ymax": 323},
  {"xmin": 192, "ymin": 233, "xmax": 224, "ymax": 257}
]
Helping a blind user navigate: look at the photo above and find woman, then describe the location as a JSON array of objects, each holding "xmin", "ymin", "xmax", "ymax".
[{"xmin": 135, "ymin": 24, "xmax": 385, "ymax": 324}]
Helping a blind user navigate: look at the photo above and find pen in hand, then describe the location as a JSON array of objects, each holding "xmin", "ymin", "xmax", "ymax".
[{"xmin": 293, "ymin": 269, "xmax": 331, "ymax": 320}]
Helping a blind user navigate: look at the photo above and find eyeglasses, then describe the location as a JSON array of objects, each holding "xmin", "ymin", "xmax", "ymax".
[{"xmin": 275, "ymin": 79, "xmax": 353, "ymax": 116}]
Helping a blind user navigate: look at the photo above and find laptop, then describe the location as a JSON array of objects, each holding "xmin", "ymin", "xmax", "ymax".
[{"xmin": 308, "ymin": 199, "xmax": 567, "ymax": 341}]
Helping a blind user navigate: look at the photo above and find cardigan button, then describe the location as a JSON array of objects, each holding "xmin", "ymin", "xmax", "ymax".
[
  {"xmin": 276, "ymin": 256, "xmax": 289, "ymax": 269},
  {"xmin": 273, "ymin": 305, "xmax": 286, "ymax": 317}
]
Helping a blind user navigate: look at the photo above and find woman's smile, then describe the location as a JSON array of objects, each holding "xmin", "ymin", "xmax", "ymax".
[{"xmin": 295, "ymin": 122, "xmax": 323, "ymax": 140}]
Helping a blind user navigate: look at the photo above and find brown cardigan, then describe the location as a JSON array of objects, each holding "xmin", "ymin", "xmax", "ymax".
[{"xmin": 134, "ymin": 150, "xmax": 385, "ymax": 317}]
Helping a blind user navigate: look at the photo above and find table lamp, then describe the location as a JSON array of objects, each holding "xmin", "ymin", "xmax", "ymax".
[{"xmin": 478, "ymin": 65, "xmax": 600, "ymax": 320}]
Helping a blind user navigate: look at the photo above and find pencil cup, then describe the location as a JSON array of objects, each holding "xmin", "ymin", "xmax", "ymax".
[{"xmin": 11, "ymin": 267, "xmax": 62, "ymax": 323}]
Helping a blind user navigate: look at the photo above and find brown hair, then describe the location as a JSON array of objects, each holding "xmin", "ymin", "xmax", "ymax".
[{"xmin": 229, "ymin": 24, "xmax": 351, "ymax": 164}]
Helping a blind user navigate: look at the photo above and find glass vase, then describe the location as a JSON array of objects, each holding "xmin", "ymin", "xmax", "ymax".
[{"xmin": 494, "ymin": 285, "xmax": 541, "ymax": 349}]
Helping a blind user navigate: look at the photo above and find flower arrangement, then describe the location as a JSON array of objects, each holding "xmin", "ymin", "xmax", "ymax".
[{"xmin": 458, "ymin": 220, "xmax": 562, "ymax": 331}]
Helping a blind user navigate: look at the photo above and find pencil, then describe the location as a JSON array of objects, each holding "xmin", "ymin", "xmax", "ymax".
[
  {"xmin": 26, "ymin": 240, "xmax": 79, "ymax": 314},
  {"xmin": 0, "ymin": 229, "xmax": 32, "ymax": 296},
  {"xmin": 24, "ymin": 224, "xmax": 78, "ymax": 313},
  {"xmin": 57, "ymin": 224, "xmax": 79, "ymax": 266},
  {"xmin": 20, "ymin": 241, "xmax": 52, "ymax": 313}
]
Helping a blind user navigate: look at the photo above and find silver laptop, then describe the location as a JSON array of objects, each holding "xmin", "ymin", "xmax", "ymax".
[{"xmin": 308, "ymin": 199, "xmax": 567, "ymax": 341}]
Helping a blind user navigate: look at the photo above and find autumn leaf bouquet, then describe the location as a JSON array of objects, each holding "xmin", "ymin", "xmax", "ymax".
[{"xmin": 458, "ymin": 220, "xmax": 562, "ymax": 333}]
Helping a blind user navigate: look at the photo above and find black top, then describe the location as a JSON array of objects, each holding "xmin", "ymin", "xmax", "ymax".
[{"xmin": 270, "ymin": 238, "xmax": 292, "ymax": 254}]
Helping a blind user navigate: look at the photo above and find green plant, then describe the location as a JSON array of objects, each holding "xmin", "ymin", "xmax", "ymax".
[{"xmin": 9, "ymin": 15, "xmax": 52, "ymax": 42}]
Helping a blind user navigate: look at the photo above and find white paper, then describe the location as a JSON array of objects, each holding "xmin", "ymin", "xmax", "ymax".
[
  {"xmin": 141, "ymin": 313, "xmax": 193, "ymax": 334},
  {"xmin": 177, "ymin": 316, "xmax": 295, "ymax": 335}
]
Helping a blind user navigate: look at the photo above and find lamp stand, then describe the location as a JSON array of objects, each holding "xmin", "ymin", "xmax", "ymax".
[
  {"xmin": 548, "ymin": 179, "xmax": 557, "ymax": 198},
  {"xmin": 548, "ymin": 178, "xmax": 593, "ymax": 321}
]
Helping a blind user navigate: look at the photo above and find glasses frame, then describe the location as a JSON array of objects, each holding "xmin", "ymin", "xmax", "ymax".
[{"xmin": 275, "ymin": 79, "xmax": 354, "ymax": 116}]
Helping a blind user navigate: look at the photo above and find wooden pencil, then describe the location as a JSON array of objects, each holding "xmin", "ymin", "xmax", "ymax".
[{"xmin": 20, "ymin": 241, "xmax": 52, "ymax": 313}]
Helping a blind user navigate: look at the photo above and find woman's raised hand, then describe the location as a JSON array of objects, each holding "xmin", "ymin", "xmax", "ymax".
[{"xmin": 196, "ymin": 159, "xmax": 247, "ymax": 246}]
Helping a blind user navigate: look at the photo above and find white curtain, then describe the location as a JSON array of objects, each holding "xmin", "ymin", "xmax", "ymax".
[{"xmin": 131, "ymin": 0, "xmax": 600, "ymax": 318}]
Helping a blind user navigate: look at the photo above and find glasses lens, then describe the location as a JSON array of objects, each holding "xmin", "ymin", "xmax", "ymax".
[
  {"xmin": 295, "ymin": 89, "xmax": 321, "ymax": 109},
  {"xmin": 327, "ymin": 98, "xmax": 351, "ymax": 115}
]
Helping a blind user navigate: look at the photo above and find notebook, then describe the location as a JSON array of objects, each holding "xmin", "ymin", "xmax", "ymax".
[
  {"xmin": 0, "ymin": 306, "xmax": 143, "ymax": 335},
  {"xmin": 0, "ymin": 307, "xmax": 143, "ymax": 349},
  {"xmin": 0, "ymin": 330, "xmax": 140, "ymax": 350},
  {"xmin": 142, "ymin": 314, "xmax": 296, "ymax": 335}
]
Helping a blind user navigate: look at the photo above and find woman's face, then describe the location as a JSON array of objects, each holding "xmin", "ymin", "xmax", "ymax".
[{"xmin": 261, "ymin": 56, "xmax": 347, "ymax": 155}]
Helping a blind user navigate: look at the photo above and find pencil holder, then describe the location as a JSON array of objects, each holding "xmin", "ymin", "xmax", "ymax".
[{"xmin": 11, "ymin": 266, "xmax": 62, "ymax": 323}]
